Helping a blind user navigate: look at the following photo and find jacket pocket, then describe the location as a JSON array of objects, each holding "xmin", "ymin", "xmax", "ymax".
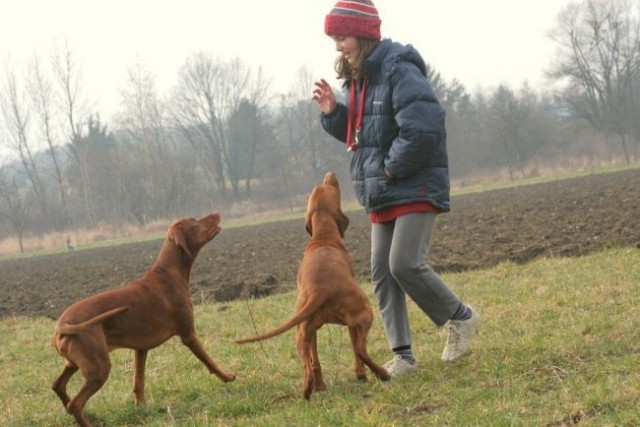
[{"xmin": 365, "ymin": 174, "xmax": 397, "ymax": 210}]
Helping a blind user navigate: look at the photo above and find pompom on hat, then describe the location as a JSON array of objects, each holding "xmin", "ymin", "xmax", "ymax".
[{"xmin": 325, "ymin": 0, "xmax": 381, "ymax": 40}]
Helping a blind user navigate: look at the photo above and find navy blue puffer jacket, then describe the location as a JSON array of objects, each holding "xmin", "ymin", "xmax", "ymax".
[{"xmin": 320, "ymin": 39, "xmax": 450, "ymax": 213}]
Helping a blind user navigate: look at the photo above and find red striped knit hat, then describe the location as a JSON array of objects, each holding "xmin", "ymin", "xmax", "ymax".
[{"xmin": 325, "ymin": 0, "xmax": 382, "ymax": 40}]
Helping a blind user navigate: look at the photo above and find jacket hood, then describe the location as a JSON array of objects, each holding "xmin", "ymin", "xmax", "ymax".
[{"xmin": 364, "ymin": 39, "xmax": 427, "ymax": 78}]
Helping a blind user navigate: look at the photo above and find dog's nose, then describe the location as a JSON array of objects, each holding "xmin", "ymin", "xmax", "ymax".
[
  {"xmin": 201, "ymin": 212, "xmax": 221, "ymax": 224},
  {"xmin": 323, "ymin": 172, "xmax": 337, "ymax": 185}
]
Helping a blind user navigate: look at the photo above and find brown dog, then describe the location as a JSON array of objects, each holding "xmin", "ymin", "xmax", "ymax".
[
  {"xmin": 236, "ymin": 172, "xmax": 390, "ymax": 399},
  {"xmin": 52, "ymin": 212, "xmax": 235, "ymax": 427}
]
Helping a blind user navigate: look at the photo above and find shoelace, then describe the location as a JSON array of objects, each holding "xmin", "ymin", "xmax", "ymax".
[
  {"xmin": 383, "ymin": 355, "xmax": 402, "ymax": 369},
  {"xmin": 443, "ymin": 322, "xmax": 461, "ymax": 345}
]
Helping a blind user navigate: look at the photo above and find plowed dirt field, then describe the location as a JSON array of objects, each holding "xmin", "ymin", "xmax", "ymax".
[{"xmin": 1, "ymin": 169, "xmax": 639, "ymax": 320}]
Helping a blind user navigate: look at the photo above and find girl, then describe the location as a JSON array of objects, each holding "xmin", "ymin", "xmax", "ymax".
[{"xmin": 312, "ymin": 0, "xmax": 480, "ymax": 376}]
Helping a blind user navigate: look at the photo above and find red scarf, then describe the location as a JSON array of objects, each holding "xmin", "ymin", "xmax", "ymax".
[{"xmin": 346, "ymin": 77, "xmax": 367, "ymax": 152}]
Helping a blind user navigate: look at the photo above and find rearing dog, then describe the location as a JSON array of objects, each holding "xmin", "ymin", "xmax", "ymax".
[
  {"xmin": 52, "ymin": 212, "xmax": 235, "ymax": 427},
  {"xmin": 236, "ymin": 172, "xmax": 390, "ymax": 399}
]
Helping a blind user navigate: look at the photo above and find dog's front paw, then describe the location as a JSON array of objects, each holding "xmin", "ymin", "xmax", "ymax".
[
  {"xmin": 222, "ymin": 373, "xmax": 236, "ymax": 382},
  {"xmin": 378, "ymin": 371, "xmax": 391, "ymax": 381}
]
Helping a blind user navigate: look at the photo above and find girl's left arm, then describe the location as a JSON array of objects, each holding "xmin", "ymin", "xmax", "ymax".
[{"xmin": 320, "ymin": 103, "xmax": 349, "ymax": 144}]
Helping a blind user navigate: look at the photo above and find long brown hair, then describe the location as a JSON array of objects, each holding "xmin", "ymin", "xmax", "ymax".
[{"xmin": 334, "ymin": 38, "xmax": 381, "ymax": 80}]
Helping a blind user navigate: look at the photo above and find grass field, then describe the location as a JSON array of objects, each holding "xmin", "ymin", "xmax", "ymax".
[{"xmin": 1, "ymin": 246, "xmax": 639, "ymax": 426}]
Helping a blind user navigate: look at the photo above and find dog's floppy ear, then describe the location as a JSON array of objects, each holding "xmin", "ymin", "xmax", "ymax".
[
  {"xmin": 305, "ymin": 211, "xmax": 313, "ymax": 236},
  {"xmin": 336, "ymin": 211, "xmax": 349, "ymax": 238},
  {"xmin": 169, "ymin": 225, "xmax": 192, "ymax": 258},
  {"xmin": 305, "ymin": 187, "xmax": 320, "ymax": 236}
]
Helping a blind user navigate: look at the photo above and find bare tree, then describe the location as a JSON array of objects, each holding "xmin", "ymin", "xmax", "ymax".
[
  {"xmin": 486, "ymin": 84, "xmax": 532, "ymax": 181},
  {"xmin": 426, "ymin": 65, "xmax": 469, "ymax": 113},
  {"xmin": 27, "ymin": 53, "xmax": 70, "ymax": 227},
  {"xmin": 425, "ymin": 66, "xmax": 490, "ymax": 181},
  {"xmin": 548, "ymin": 0, "xmax": 640, "ymax": 163},
  {"xmin": 115, "ymin": 57, "xmax": 178, "ymax": 223},
  {"xmin": 279, "ymin": 66, "xmax": 344, "ymax": 188},
  {"xmin": 51, "ymin": 39, "xmax": 94, "ymax": 226},
  {"xmin": 70, "ymin": 116, "xmax": 120, "ymax": 225},
  {"xmin": 514, "ymin": 84, "xmax": 561, "ymax": 176},
  {"xmin": 227, "ymin": 99, "xmax": 263, "ymax": 196},
  {"xmin": 0, "ymin": 164, "xmax": 33, "ymax": 252},
  {"xmin": 630, "ymin": 71, "xmax": 640, "ymax": 156},
  {"xmin": 0, "ymin": 60, "xmax": 49, "ymax": 216},
  {"xmin": 223, "ymin": 64, "xmax": 272, "ymax": 197},
  {"xmin": 170, "ymin": 54, "xmax": 270, "ymax": 200},
  {"xmin": 171, "ymin": 52, "xmax": 230, "ymax": 197},
  {"xmin": 51, "ymin": 38, "xmax": 85, "ymax": 140},
  {"xmin": 294, "ymin": 67, "xmax": 324, "ymax": 184}
]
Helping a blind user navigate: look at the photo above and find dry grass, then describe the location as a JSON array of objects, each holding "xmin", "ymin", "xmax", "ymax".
[
  {"xmin": 0, "ymin": 221, "xmax": 170, "ymax": 255},
  {"xmin": 2, "ymin": 162, "xmax": 638, "ymax": 257}
]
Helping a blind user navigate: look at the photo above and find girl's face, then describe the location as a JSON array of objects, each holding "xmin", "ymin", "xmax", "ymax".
[{"xmin": 332, "ymin": 36, "xmax": 360, "ymax": 67}]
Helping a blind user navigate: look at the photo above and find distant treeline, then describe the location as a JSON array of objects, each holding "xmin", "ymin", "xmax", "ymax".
[{"xmin": 1, "ymin": 0, "xmax": 639, "ymax": 251}]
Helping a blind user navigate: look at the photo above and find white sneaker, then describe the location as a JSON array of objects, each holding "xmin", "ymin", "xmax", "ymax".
[
  {"xmin": 383, "ymin": 355, "xmax": 417, "ymax": 377},
  {"xmin": 441, "ymin": 305, "xmax": 481, "ymax": 362}
]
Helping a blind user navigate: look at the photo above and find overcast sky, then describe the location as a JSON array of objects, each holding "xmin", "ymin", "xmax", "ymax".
[{"xmin": 0, "ymin": 0, "xmax": 574, "ymax": 121}]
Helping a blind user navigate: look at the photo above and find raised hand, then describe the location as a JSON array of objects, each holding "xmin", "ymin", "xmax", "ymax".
[{"xmin": 312, "ymin": 79, "xmax": 337, "ymax": 115}]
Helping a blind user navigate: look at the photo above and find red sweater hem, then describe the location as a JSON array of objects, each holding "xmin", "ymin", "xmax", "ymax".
[{"xmin": 369, "ymin": 202, "xmax": 439, "ymax": 223}]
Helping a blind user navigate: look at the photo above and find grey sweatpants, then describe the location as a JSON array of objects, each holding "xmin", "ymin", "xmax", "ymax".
[{"xmin": 371, "ymin": 212, "xmax": 461, "ymax": 350}]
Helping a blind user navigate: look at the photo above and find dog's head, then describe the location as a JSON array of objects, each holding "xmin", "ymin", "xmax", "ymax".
[
  {"xmin": 305, "ymin": 172, "xmax": 349, "ymax": 238},
  {"xmin": 167, "ymin": 212, "xmax": 222, "ymax": 259}
]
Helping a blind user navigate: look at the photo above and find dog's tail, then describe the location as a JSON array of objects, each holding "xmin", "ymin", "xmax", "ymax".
[
  {"xmin": 235, "ymin": 297, "xmax": 324, "ymax": 344},
  {"xmin": 56, "ymin": 307, "xmax": 129, "ymax": 335}
]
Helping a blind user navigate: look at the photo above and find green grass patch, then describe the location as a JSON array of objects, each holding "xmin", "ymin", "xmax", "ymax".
[{"xmin": 1, "ymin": 247, "xmax": 639, "ymax": 426}]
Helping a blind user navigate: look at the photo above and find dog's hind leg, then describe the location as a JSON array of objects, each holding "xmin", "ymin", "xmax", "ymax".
[
  {"xmin": 349, "ymin": 324, "xmax": 390, "ymax": 382},
  {"xmin": 310, "ymin": 331, "xmax": 327, "ymax": 392},
  {"xmin": 133, "ymin": 349, "xmax": 148, "ymax": 405},
  {"xmin": 348, "ymin": 326, "xmax": 368, "ymax": 381},
  {"xmin": 296, "ymin": 323, "xmax": 316, "ymax": 400},
  {"xmin": 67, "ymin": 352, "xmax": 111, "ymax": 427},
  {"xmin": 52, "ymin": 362, "xmax": 78, "ymax": 408}
]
